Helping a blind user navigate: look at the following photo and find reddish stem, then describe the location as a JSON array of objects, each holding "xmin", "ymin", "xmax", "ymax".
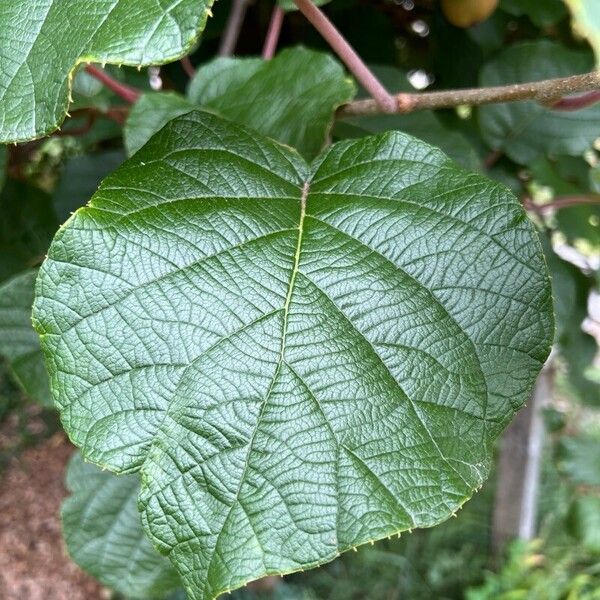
[
  {"xmin": 85, "ymin": 65, "xmax": 141, "ymax": 104},
  {"xmin": 292, "ymin": 0, "xmax": 396, "ymax": 113},
  {"xmin": 484, "ymin": 149, "xmax": 502, "ymax": 169},
  {"xmin": 263, "ymin": 6, "xmax": 285, "ymax": 60},
  {"xmin": 551, "ymin": 89, "xmax": 600, "ymax": 111},
  {"xmin": 104, "ymin": 106, "xmax": 130, "ymax": 125},
  {"xmin": 219, "ymin": 0, "xmax": 251, "ymax": 56},
  {"xmin": 181, "ymin": 56, "xmax": 196, "ymax": 78},
  {"xmin": 523, "ymin": 194, "xmax": 600, "ymax": 213},
  {"xmin": 54, "ymin": 113, "xmax": 97, "ymax": 137}
]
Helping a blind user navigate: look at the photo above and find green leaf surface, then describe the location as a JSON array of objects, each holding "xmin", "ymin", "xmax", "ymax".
[
  {"xmin": 559, "ymin": 434, "xmax": 600, "ymax": 486},
  {"xmin": 568, "ymin": 495, "xmax": 600, "ymax": 554},
  {"xmin": 62, "ymin": 451, "xmax": 180, "ymax": 598},
  {"xmin": 500, "ymin": 0, "xmax": 567, "ymax": 26},
  {"xmin": 591, "ymin": 165, "xmax": 600, "ymax": 192},
  {"xmin": 278, "ymin": 0, "xmax": 331, "ymax": 11},
  {"xmin": 479, "ymin": 40, "xmax": 600, "ymax": 165},
  {"xmin": 186, "ymin": 56, "xmax": 262, "ymax": 104},
  {"xmin": 0, "ymin": 180, "xmax": 58, "ymax": 284},
  {"xmin": 544, "ymin": 241, "xmax": 600, "ymax": 405},
  {"xmin": 336, "ymin": 115, "xmax": 480, "ymax": 171},
  {"xmin": 0, "ymin": 269, "xmax": 52, "ymax": 406},
  {"xmin": 556, "ymin": 203, "xmax": 600, "ymax": 249},
  {"xmin": 529, "ymin": 156, "xmax": 590, "ymax": 197},
  {"xmin": 0, "ymin": 0, "xmax": 215, "ymax": 143},
  {"xmin": 125, "ymin": 93, "xmax": 194, "ymax": 157},
  {"xmin": 565, "ymin": 0, "xmax": 600, "ymax": 66},
  {"xmin": 126, "ymin": 48, "xmax": 354, "ymax": 159},
  {"xmin": 529, "ymin": 156, "xmax": 600, "ymax": 248},
  {"xmin": 34, "ymin": 111, "xmax": 553, "ymax": 600},
  {"xmin": 131, "ymin": 47, "xmax": 354, "ymax": 159},
  {"xmin": 335, "ymin": 66, "xmax": 479, "ymax": 170}
]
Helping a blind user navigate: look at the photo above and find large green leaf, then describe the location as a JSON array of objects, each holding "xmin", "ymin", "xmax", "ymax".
[
  {"xmin": 479, "ymin": 40, "xmax": 600, "ymax": 165},
  {"xmin": 125, "ymin": 47, "xmax": 356, "ymax": 158},
  {"xmin": 564, "ymin": 0, "xmax": 600, "ymax": 66},
  {"xmin": 63, "ymin": 451, "xmax": 180, "ymax": 598},
  {"xmin": 0, "ymin": 270, "xmax": 52, "ymax": 406},
  {"xmin": 0, "ymin": 0, "xmax": 215, "ymax": 143},
  {"xmin": 34, "ymin": 111, "xmax": 553, "ymax": 600}
]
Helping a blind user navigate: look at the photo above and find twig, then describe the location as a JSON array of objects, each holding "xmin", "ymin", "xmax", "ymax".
[
  {"xmin": 338, "ymin": 71, "xmax": 600, "ymax": 117},
  {"xmin": 180, "ymin": 57, "xmax": 196, "ymax": 78},
  {"xmin": 263, "ymin": 6, "xmax": 285, "ymax": 60},
  {"xmin": 523, "ymin": 194, "xmax": 600, "ymax": 213},
  {"xmin": 219, "ymin": 0, "xmax": 251, "ymax": 56},
  {"xmin": 85, "ymin": 65, "xmax": 141, "ymax": 104},
  {"xmin": 292, "ymin": 0, "xmax": 396, "ymax": 113}
]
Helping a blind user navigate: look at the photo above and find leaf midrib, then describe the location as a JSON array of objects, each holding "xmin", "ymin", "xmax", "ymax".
[{"xmin": 201, "ymin": 181, "xmax": 308, "ymax": 595}]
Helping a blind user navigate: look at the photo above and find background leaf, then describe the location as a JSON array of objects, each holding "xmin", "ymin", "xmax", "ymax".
[
  {"xmin": 62, "ymin": 451, "xmax": 181, "ymax": 598},
  {"xmin": 278, "ymin": 0, "xmax": 332, "ymax": 11},
  {"xmin": 500, "ymin": 0, "xmax": 567, "ymax": 27},
  {"xmin": 529, "ymin": 156, "xmax": 600, "ymax": 249},
  {"xmin": 558, "ymin": 434, "xmax": 600, "ymax": 486},
  {"xmin": 34, "ymin": 111, "xmax": 553, "ymax": 599},
  {"xmin": 192, "ymin": 47, "xmax": 356, "ymax": 158},
  {"xmin": 543, "ymin": 239, "xmax": 600, "ymax": 405},
  {"xmin": 478, "ymin": 40, "xmax": 600, "ymax": 164},
  {"xmin": 124, "ymin": 93, "xmax": 195, "ymax": 157},
  {"xmin": 0, "ymin": 269, "xmax": 52, "ymax": 407},
  {"xmin": 0, "ymin": 181, "xmax": 57, "ymax": 284},
  {"xmin": 335, "ymin": 67, "xmax": 479, "ymax": 170},
  {"xmin": 53, "ymin": 150, "xmax": 126, "ymax": 223},
  {"xmin": 567, "ymin": 495, "xmax": 600, "ymax": 554},
  {"xmin": 126, "ymin": 47, "xmax": 355, "ymax": 159}
]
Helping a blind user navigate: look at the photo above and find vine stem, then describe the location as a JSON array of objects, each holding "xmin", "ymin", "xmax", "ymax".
[
  {"xmin": 219, "ymin": 0, "xmax": 251, "ymax": 56},
  {"xmin": 523, "ymin": 194, "xmax": 600, "ymax": 213},
  {"xmin": 263, "ymin": 5, "xmax": 285, "ymax": 60},
  {"xmin": 292, "ymin": 0, "xmax": 396, "ymax": 113},
  {"xmin": 84, "ymin": 65, "xmax": 140, "ymax": 104},
  {"xmin": 181, "ymin": 56, "xmax": 196, "ymax": 78},
  {"xmin": 338, "ymin": 70, "xmax": 600, "ymax": 116}
]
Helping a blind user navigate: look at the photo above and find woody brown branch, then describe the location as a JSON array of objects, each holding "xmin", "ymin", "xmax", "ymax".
[{"xmin": 338, "ymin": 71, "xmax": 600, "ymax": 117}]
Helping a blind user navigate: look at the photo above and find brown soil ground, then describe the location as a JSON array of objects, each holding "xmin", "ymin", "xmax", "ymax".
[{"xmin": 0, "ymin": 430, "xmax": 106, "ymax": 600}]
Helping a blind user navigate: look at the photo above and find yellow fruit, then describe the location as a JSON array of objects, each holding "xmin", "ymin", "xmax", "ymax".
[{"xmin": 441, "ymin": 0, "xmax": 499, "ymax": 28}]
